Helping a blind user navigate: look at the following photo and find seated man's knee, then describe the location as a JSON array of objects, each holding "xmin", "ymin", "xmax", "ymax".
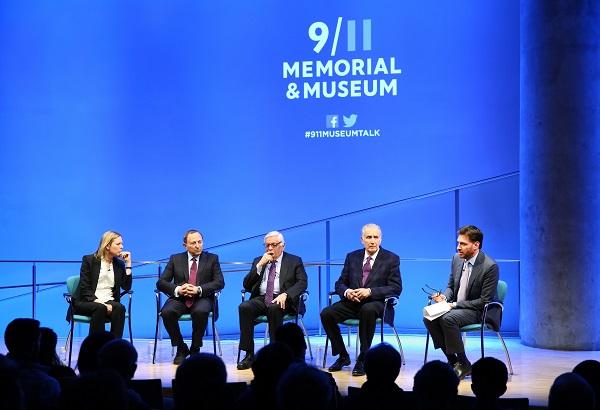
[{"xmin": 359, "ymin": 304, "xmax": 380, "ymax": 319}]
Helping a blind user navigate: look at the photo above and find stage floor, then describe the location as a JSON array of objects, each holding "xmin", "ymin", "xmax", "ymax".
[{"xmin": 56, "ymin": 334, "xmax": 600, "ymax": 407}]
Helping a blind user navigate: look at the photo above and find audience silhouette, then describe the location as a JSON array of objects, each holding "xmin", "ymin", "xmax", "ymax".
[
  {"xmin": 174, "ymin": 352, "xmax": 227, "ymax": 410},
  {"xmin": 5, "ymin": 315, "xmax": 600, "ymax": 410},
  {"xmin": 4, "ymin": 318, "xmax": 60, "ymax": 410},
  {"xmin": 574, "ymin": 360, "xmax": 600, "ymax": 410},
  {"xmin": 470, "ymin": 357, "xmax": 508, "ymax": 410},
  {"xmin": 413, "ymin": 360, "xmax": 459, "ymax": 410},
  {"xmin": 548, "ymin": 372, "xmax": 595, "ymax": 410}
]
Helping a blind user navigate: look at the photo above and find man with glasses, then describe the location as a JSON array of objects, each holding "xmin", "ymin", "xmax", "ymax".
[{"xmin": 237, "ymin": 231, "xmax": 308, "ymax": 370}]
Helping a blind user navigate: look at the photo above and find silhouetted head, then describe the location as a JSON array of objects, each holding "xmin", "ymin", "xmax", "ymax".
[
  {"xmin": 274, "ymin": 322, "xmax": 306, "ymax": 361},
  {"xmin": 413, "ymin": 360, "xmax": 459, "ymax": 410},
  {"xmin": 39, "ymin": 327, "xmax": 61, "ymax": 367},
  {"xmin": 277, "ymin": 363, "xmax": 334, "ymax": 410},
  {"xmin": 98, "ymin": 339, "xmax": 138, "ymax": 381},
  {"xmin": 76, "ymin": 331, "xmax": 115, "ymax": 374},
  {"xmin": 471, "ymin": 357, "xmax": 508, "ymax": 401},
  {"xmin": 174, "ymin": 353, "xmax": 227, "ymax": 410},
  {"xmin": 60, "ymin": 369, "xmax": 128, "ymax": 410},
  {"xmin": 4, "ymin": 318, "xmax": 41, "ymax": 362},
  {"xmin": 364, "ymin": 342, "xmax": 402, "ymax": 385},
  {"xmin": 549, "ymin": 372, "xmax": 594, "ymax": 410},
  {"xmin": 574, "ymin": 359, "xmax": 600, "ymax": 408},
  {"xmin": 251, "ymin": 342, "xmax": 294, "ymax": 388}
]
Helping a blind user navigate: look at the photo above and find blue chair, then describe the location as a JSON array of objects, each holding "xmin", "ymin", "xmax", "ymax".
[
  {"xmin": 322, "ymin": 292, "xmax": 405, "ymax": 368},
  {"xmin": 236, "ymin": 289, "xmax": 313, "ymax": 363},
  {"xmin": 152, "ymin": 289, "xmax": 222, "ymax": 364},
  {"xmin": 424, "ymin": 280, "xmax": 513, "ymax": 375},
  {"xmin": 64, "ymin": 275, "xmax": 133, "ymax": 367}
]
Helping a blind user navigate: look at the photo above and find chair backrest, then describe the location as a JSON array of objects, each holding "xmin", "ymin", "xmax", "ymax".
[
  {"xmin": 497, "ymin": 280, "xmax": 508, "ymax": 303},
  {"xmin": 66, "ymin": 275, "xmax": 80, "ymax": 295}
]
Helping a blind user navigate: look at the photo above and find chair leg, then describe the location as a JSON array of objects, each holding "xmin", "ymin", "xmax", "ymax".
[
  {"xmin": 424, "ymin": 331, "xmax": 430, "ymax": 365},
  {"xmin": 323, "ymin": 336, "xmax": 329, "ymax": 368},
  {"xmin": 211, "ymin": 315, "xmax": 217, "ymax": 356},
  {"xmin": 347, "ymin": 326, "xmax": 351, "ymax": 347},
  {"xmin": 153, "ymin": 314, "xmax": 160, "ymax": 364},
  {"xmin": 480, "ymin": 325, "xmax": 485, "ymax": 358},
  {"xmin": 264, "ymin": 323, "xmax": 269, "ymax": 346},
  {"xmin": 66, "ymin": 326, "xmax": 74, "ymax": 367},
  {"xmin": 496, "ymin": 332, "xmax": 514, "ymax": 375},
  {"xmin": 298, "ymin": 318, "xmax": 313, "ymax": 359},
  {"xmin": 128, "ymin": 315, "xmax": 133, "ymax": 345},
  {"xmin": 391, "ymin": 325, "xmax": 405, "ymax": 365},
  {"xmin": 355, "ymin": 329, "xmax": 359, "ymax": 359},
  {"xmin": 214, "ymin": 327, "xmax": 222, "ymax": 357}
]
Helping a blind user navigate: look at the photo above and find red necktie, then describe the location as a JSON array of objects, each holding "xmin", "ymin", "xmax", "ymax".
[
  {"xmin": 361, "ymin": 256, "xmax": 372, "ymax": 286},
  {"xmin": 186, "ymin": 257, "xmax": 197, "ymax": 308}
]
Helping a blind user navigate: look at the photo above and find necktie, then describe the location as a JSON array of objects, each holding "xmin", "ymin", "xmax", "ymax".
[
  {"xmin": 361, "ymin": 256, "xmax": 372, "ymax": 286},
  {"xmin": 457, "ymin": 261, "xmax": 469, "ymax": 302},
  {"xmin": 185, "ymin": 257, "xmax": 198, "ymax": 308},
  {"xmin": 264, "ymin": 261, "xmax": 277, "ymax": 304}
]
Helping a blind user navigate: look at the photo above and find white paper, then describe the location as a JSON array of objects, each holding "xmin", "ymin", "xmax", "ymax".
[{"xmin": 423, "ymin": 301, "xmax": 451, "ymax": 321}]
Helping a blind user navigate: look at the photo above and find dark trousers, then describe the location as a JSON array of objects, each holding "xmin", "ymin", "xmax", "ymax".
[
  {"xmin": 161, "ymin": 297, "xmax": 213, "ymax": 350},
  {"xmin": 73, "ymin": 300, "xmax": 126, "ymax": 338},
  {"xmin": 238, "ymin": 296, "xmax": 290, "ymax": 353},
  {"xmin": 320, "ymin": 298, "xmax": 383, "ymax": 359},
  {"xmin": 423, "ymin": 308, "xmax": 481, "ymax": 354}
]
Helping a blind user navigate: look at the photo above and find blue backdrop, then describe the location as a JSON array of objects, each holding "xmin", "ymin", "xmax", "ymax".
[{"xmin": 0, "ymin": 1, "xmax": 519, "ymax": 339}]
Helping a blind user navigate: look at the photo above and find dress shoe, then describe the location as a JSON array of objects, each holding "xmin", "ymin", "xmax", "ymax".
[
  {"xmin": 328, "ymin": 355, "xmax": 351, "ymax": 372},
  {"xmin": 190, "ymin": 345, "xmax": 200, "ymax": 355},
  {"xmin": 173, "ymin": 344, "xmax": 190, "ymax": 365},
  {"xmin": 454, "ymin": 362, "xmax": 472, "ymax": 380},
  {"xmin": 351, "ymin": 360, "xmax": 365, "ymax": 376},
  {"xmin": 237, "ymin": 353, "xmax": 255, "ymax": 370}
]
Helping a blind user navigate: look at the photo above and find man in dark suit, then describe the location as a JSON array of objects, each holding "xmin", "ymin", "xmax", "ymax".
[
  {"xmin": 424, "ymin": 225, "xmax": 499, "ymax": 379},
  {"xmin": 157, "ymin": 229, "xmax": 225, "ymax": 365},
  {"xmin": 237, "ymin": 231, "xmax": 308, "ymax": 370},
  {"xmin": 320, "ymin": 223, "xmax": 402, "ymax": 376}
]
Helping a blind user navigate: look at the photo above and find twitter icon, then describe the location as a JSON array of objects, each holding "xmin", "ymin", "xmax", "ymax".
[{"xmin": 343, "ymin": 114, "xmax": 358, "ymax": 128}]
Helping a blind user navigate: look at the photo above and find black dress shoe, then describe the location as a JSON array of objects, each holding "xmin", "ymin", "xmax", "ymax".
[
  {"xmin": 173, "ymin": 344, "xmax": 190, "ymax": 365},
  {"xmin": 237, "ymin": 353, "xmax": 255, "ymax": 370},
  {"xmin": 454, "ymin": 362, "xmax": 472, "ymax": 380},
  {"xmin": 328, "ymin": 355, "xmax": 351, "ymax": 372},
  {"xmin": 189, "ymin": 346, "xmax": 200, "ymax": 355},
  {"xmin": 351, "ymin": 360, "xmax": 365, "ymax": 376}
]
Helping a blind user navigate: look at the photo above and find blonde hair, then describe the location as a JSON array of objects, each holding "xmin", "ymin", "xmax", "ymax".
[{"xmin": 94, "ymin": 230, "xmax": 122, "ymax": 260}]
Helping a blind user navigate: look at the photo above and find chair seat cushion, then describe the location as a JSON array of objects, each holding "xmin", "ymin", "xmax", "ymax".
[
  {"xmin": 255, "ymin": 314, "xmax": 297, "ymax": 323},
  {"xmin": 72, "ymin": 312, "xmax": 130, "ymax": 324},
  {"xmin": 178, "ymin": 312, "xmax": 213, "ymax": 322},
  {"xmin": 342, "ymin": 318, "xmax": 382, "ymax": 326}
]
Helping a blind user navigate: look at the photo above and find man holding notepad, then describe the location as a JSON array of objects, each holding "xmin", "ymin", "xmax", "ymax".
[{"xmin": 423, "ymin": 225, "xmax": 499, "ymax": 379}]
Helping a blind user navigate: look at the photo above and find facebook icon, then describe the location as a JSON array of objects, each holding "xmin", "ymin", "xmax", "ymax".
[{"xmin": 326, "ymin": 115, "xmax": 339, "ymax": 129}]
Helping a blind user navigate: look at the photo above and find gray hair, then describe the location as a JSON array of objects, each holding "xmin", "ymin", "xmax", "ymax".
[{"xmin": 264, "ymin": 231, "xmax": 285, "ymax": 245}]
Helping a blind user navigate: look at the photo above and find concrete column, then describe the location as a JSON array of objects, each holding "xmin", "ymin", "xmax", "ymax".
[{"xmin": 520, "ymin": 1, "xmax": 600, "ymax": 349}]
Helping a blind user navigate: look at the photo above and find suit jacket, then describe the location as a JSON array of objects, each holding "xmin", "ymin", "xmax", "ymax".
[
  {"xmin": 242, "ymin": 252, "xmax": 308, "ymax": 314},
  {"xmin": 334, "ymin": 247, "xmax": 402, "ymax": 301},
  {"xmin": 443, "ymin": 251, "xmax": 501, "ymax": 328},
  {"xmin": 443, "ymin": 251, "xmax": 498, "ymax": 310},
  {"xmin": 157, "ymin": 251, "xmax": 225, "ymax": 299},
  {"xmin": 74, "ymin": 254, "xmax": 132, "ymax": 304}
]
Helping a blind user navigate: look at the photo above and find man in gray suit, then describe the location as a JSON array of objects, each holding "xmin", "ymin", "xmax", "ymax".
[
  {"xmin": 424, "ymin": 225, "xmax": 499, "ymax": 379},
  {"xmin": 157, "ymin": 229, "xmax": 224, "ymax": 365},
  {"xmin": 237, "ymin": 231, "xmax": 308, "ymax": 370}
]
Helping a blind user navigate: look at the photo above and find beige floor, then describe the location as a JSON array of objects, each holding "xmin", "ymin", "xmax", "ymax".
[{"xmin": 61, "ymin": 333, "xmax": 600, "ymax": 407}]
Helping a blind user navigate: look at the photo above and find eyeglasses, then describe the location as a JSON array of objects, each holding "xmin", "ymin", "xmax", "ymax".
[
  {"xmin": 421, "ymin": 284, "xmax": 442, "ymax": 299},
  {"xmin": 264, "ymin": 241, "xmax": 282, "ymax": 249}
]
